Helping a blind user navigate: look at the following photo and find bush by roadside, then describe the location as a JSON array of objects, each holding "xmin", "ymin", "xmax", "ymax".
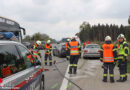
[{"xmin": 127, "ymin": 62, "xmax": 130, "ymax": 73}]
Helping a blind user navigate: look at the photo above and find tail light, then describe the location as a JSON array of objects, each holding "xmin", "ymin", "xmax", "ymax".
[
  {"xmin": 98, "ymin": 50, "xmax": 100, "ymax": 52},
  {"xmin": 0, "ymin": 78, "xmax": 3, "ymax": 84},
  {"xmin": 84, "ymin": 50, "xmax": 88, "ymax": 53}
]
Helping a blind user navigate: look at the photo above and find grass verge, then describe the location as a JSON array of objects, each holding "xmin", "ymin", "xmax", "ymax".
[{"xmin": 127, "ymin": 62, "xmax": 130, "ymax": 73}]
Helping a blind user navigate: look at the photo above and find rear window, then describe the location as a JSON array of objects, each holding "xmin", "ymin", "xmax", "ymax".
[
  {"xmin": 0, "ymin": 45, "xmax": 25, "ymax": 78},
  {"xmin": 86, "ymin": 45, "xmax": 100, "ymax": 48}
]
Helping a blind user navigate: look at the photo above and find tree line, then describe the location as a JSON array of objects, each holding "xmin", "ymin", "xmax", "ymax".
[
  {"xmin": 23, "ymin": 32, "xmax": 56, "ymax": 43},
  {"xmin": 78, "ymin": 16, "xmax": 130, "ymax": 43}
]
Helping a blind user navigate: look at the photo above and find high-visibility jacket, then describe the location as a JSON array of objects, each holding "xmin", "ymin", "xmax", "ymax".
[
  {"xmin": 117, "ymin": 41, "xmax": 128, "ymax": 59},
  {"xmin": 33, "ymin": 43, "xmax": 38, "ymax": 49},
  {"xmin": 102, "ymin": 44, "xmax": 114, "ymax": 62},
  {"xmin": 84, "ymin": 42, "xmax": 86, "ymax": 46},
  {"xmin": 33, "ymin": 43, "xmax": 40, "ymax": 54},
  {"xmin": 69, "ymin": 41, "xmax": 80, "ymax": 55},
  {"xmin": 45, "ymin": 44, "xmax": 52, "ymax": 55},
  {"xmin": 65, "ymin": 42, "xmax": 69, "ymax": 50}
]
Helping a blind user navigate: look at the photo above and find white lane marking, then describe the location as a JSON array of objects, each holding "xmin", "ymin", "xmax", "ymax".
[{"xmin": 60, "ymin": 65, "xmax": 69, "ymax": 90}]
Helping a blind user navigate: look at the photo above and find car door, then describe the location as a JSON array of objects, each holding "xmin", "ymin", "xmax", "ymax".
[
  {"xmin": 0, "ymin": 44, "xmax": 27, "ymax": 90},
  {"xmin": 16, "ymin": 45, "xmax": 43, "ymax": 90}
]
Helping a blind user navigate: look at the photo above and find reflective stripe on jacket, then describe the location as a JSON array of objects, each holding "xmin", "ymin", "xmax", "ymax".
[
  {"xmin": 102, "ymin": 44, "xmax": 114, "ymax": 62},
  {"xmin": 69, "ymin": 41, "xmax": 80, "ymax": 55}
]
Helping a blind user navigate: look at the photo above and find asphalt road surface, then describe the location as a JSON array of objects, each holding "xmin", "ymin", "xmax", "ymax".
[{"xmin": 40, "ymin": 50, "xmax": 130, "ymax": 90}]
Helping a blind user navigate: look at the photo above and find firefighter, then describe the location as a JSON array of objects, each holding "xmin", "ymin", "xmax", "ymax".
[
  {"xmin": 65, "ymin": 39, "xmax": 70, "ymax": 60},
  {"xmin": 83, "ymin": 42, "xmax": 86, "ymax": 49},
  {"xmin": 32, "ymin": 40, "xmax": 41, "ymax": 58},
  {"xmin": 100, "ymin": 36, "xmax": 117, "ymax": 83},
  {"xmin": 44, "ymin": 40, "xmax": 52, "ymax": 66},
  {"xmin": 68, "ymin": 37, "xmax": 81, "ymax": 74},
  {"xmin": 116, "ymin": 34, "xmax": 128, "ymax": 82}
]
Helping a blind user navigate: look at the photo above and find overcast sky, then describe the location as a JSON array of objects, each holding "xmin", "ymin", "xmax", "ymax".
[{"xmin": 0, "ymin": 0, "xmax": 130, "ymax": 40}]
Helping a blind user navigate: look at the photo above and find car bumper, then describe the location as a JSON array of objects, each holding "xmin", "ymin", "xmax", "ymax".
[{"xmin": 83, "ymin": 53, "xmax": 100, "ymax": 57}]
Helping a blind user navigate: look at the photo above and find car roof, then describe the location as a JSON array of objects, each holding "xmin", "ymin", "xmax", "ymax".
[{"xmin": 0, "ymin": 40, "xmax": 23, "ymax": 46}]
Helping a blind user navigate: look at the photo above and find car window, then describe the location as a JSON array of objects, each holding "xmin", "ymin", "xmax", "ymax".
[
  {"xmin": 17, "ymin": 45, "xmax": 34, "ymax": 68},
  {"xmin": 0, "ymin": 45, "xmax": 24, "ymax": 78},
  {"xmin": 86, "ymin": 45, "xmax": 100, "ymax": 48}
]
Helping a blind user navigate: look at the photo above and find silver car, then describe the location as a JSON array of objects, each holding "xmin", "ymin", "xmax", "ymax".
[{"xmin": 83, "ymin": 44, "xmax": 100, "ymax": 58}]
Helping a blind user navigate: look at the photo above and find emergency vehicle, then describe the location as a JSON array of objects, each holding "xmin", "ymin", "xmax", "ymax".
[{"xmin": 0, "ymin": 16, "xmax": 44, "ymax": 90}]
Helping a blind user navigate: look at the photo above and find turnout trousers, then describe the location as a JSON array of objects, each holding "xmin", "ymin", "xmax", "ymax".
[
  {"xmin": 66, "ymin": 50, "xmax": 70, "ymax": 60},
  {"xmin": 69, "ymin": 55, "xmax": 79, "ymax": 74},
  {"xmin": 118, "ymin": 59, "xmax": 127, "ymax": 79},
  {"xmin": 103, "ymin": 63, "xmax": 115, "ymax": 82},
  {"xmin": 44, "ymin": 54, "xmax": 52, "ymax": 66}
]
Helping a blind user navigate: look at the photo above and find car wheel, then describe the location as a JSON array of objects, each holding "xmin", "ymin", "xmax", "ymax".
[
  {"xmin": 58, "ymin": 51, "xmax": 62, "ymax": 57},
  {"xmin": 83, "ymin": 57, "xmax": 86, "ymax": 59}
]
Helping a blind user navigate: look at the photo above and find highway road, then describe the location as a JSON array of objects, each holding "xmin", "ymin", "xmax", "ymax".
[{"xmin": 40, "ymin": 50, "xmax": 130, "ymax": 90}]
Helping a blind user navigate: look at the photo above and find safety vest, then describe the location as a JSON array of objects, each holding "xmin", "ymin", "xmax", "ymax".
[
  {"xmin": 45, "ymin": 44, "xmax": 51, "ymax": 54},
  {"xmin": 102, "ymin": 44, "xmax": 114, "ymax": 62},
  {"xmin": 65, "ymin": 42, "xmax": 69, "ymax": 50},
  {"xmin": 117, "ymin": 41, "xmax": 128, "ymax": 59},
  {"xmin": 69, "ymin": 41, "xmax": 79, "ymax": 55},
  {"xmin": 33, "ymin": 43, "xmax": 38, "ymax": 49}
]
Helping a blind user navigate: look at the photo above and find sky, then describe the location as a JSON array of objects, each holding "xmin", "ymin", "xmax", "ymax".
[{"xmin": 0, "ymin": 0, "xmax": 130, "ymax": 40}]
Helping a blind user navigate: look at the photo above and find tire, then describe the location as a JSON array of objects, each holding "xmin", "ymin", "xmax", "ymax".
[
  {"xmin": 83, "ymin": 57, "xmax": 86, "ymax": 59},
  {"xmin": 58, "ymin": 52, "xmax": 62, "ymax": 58}
]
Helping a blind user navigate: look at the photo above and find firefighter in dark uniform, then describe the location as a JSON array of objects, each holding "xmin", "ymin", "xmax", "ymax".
[
  {"xmin": 100, "ymin": 36, "xmax": 117, "ymax": 83},
  {"xmin": 116, "ymin": 34, "xmax": 128, "ymax": 82},
  {"xmin": 68, "ymin": 37, "xmax": 81, "ymax": 74},
  {"xmin": 31, "ymin": 40, "xmax": 41, "ymax": 58},
  {"xmin": 65, "ymin": 39, "xmax": 70, "ymax": 60},
  {"xmin": 44, "ymin": 40, "xmax": 52, "ymax": 66}
]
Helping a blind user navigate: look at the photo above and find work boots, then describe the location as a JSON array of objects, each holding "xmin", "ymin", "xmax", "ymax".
[
  {"xmin": 124, "ymin": 76, "xmax": 127, "ymax": 81},
  {"xmin": 68, "ymin": 67, "xmax": 72, "ymax": 74},
  {"xmin": 50, "ymin": 62, "xmax": 52, "ymax": 66},
  {"xmin": 117, "ymin": 77, "xmax": 125, "ymax": 82},
  {"xmin": 110, "ymin": 77, "xmax": 115, "ymax": 83},
  {"xmin": 102, "ymin": 76, "xmax": 107, "ymax": 82},
  {"xmin": 74, "ymin": 67, "xmax": 77, "ymax": 74},
  {"xmin": 45, "ymin": 62, "xmax": 47, "ymax": 66}
]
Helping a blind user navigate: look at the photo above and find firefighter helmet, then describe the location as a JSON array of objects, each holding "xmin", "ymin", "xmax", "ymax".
[
  {"xmin": 36, "ymin": 40, "xmax": 41, "ymax": 45},
  {"xmin": 105, "ymin": 36, "xmax": 111, "ymax": 41}
]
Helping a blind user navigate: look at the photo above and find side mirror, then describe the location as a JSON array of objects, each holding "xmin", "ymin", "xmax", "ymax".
[{"xmin": 20, "ymin": 27, "xmax": 26, "ymax": 35}]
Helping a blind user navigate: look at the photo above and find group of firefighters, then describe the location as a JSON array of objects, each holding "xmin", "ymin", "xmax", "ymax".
[
  {"xmin": 30, "ymin": 40, "xmax": 52, "ymax": 66},
  {"xmin": 30, "ymin": 33, "xmax": 129, "ymax": 83},
  {"xmin": 101, "ymin": 34, "xmax": 128, "ymax": 83}
]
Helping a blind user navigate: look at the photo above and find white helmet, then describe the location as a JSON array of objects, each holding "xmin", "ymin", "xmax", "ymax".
[
  {"xmin": 47, "ymin": 40, "xmax": 51, "ymax": 44},
  {"xmin": 67, "ymin": 39, "xmax": 70, "ymax": 42},
  {"xmin": 36, "ymin": 40, "xmax": 41, "ymax": 45},
  {"xmin": 117, "ymin": 34, "xmax": 125, "ymax": 40},
  {"xmin": 105, "ymin": 36, "xmax": 111, "ymax": 41}
]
